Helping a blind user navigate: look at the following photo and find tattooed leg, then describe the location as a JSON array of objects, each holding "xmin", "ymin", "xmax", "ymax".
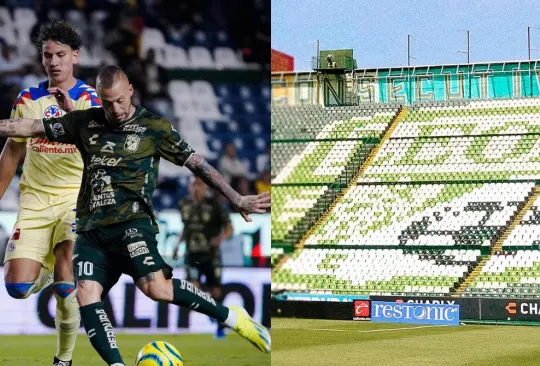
[{"xmin": 136, "ymin": 269, "xmax": 231, "ymax": 324}]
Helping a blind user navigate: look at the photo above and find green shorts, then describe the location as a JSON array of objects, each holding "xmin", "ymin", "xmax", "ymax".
[
  {"xmin": 185, "ymin": 254, "xmax": 222, "ymax": 287},
  {"xmin": 72, "ymin": 218, "xmax": 172, "ymax": 297}
]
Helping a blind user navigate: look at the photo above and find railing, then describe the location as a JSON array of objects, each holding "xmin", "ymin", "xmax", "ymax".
[{"xmin": 312, "ymin": 55, "xmax": 355, "ymax": 71}]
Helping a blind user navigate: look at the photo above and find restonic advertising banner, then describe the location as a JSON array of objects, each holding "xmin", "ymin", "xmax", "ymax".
[
  {"xmin": 370, "ymin": 301, "xmax": 460, "ymax": 326},
  {"xmin": 371, "ymin": 295, "xmax": 478, "ymax": 320}
]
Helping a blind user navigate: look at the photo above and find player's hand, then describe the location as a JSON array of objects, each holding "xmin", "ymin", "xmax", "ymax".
[
  {"xmin": 209, "ymin": 234, "xmax": 223, "ymax": 248},
  {"xmin": 48, "ymin": 87, "xmax": 75, "ymax": 113},
  {"xmin": 236, "ymin": 191, "xmax": 270, "ymax": 222}
]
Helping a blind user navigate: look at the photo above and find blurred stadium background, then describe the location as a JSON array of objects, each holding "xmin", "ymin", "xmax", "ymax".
[
  {"xmin": 270, "ymin": 32, "xmax": 540, "ymax": 365},
  {"xmin": 0, "ymin": 0, "xmax": 270, "ymax": 345}
]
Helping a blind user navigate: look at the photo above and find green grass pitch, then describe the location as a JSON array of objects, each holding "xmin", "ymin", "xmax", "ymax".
[
  {"xmin": 0, "ymin": 333, "xmax": 270, "ymax": 365},
  {"xmin": 273, "ymin": 318, "xmax": 540, "ymax": 366}
]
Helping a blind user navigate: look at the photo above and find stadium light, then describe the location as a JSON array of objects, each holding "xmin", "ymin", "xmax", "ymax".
[
  {"xmin": 527, "ymin": 26, "xmax": 540, "ymax": 97},
  {"xmin": 408, "ymin": 35, "xmax": 416, "ymax": 66},
  {"xmin": 308, "ymin": 39, "xmax": 320, "ymax": 68},
  {"xmin": 528, "ymin": 26, "xmax": 540, "ymax": 60},
  {"xmin": 457, "ymin": 30, "xmax": 470, "ymax": 64}
]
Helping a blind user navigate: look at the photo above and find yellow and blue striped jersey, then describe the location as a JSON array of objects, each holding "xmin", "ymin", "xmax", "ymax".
[{"xmin": 11, "ymin": 79, "xmax": 101, "ymax": 209}]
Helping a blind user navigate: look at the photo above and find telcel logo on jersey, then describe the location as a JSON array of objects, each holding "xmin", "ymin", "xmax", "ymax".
[
  {"xmin": 90, "ymin": 155, "xmax": 123, "ymax": 166},
  {"xmin": 43, "ymin": 105, "xmax": 63, "ymax": 118},
  {"xmin": 371, "ymin": 301, "xmax": 460, "ymax": 326}
]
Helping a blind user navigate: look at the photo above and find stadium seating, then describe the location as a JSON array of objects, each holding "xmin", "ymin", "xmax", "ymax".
[
  {"xmin": 273, "ymin": 97, "xmax": 540, "ymax": 298},
  {"xmin": 272, "ymin": 186, "xmax": 328, "ymax": 242},
  {"xmin": 502, "ymin": 195, "xmax": 540, "ymax": 248},
  {"xmin": 305, "ymin": 182, "xmax": 535, "ymax": 247},
  {"xmin": 467, "ymin": 251, "xmax": 540, "ymax": 297},
  {"xmin": 361, "ymin": 98, "xmax": 540, "ymax": 183},
  {"xmin": 271, "ymin": 247, "xmax": 286, "ymax": 267},
  {"xmin": 272, "ymin": 248, "xmax": 480, "ymax": 295},
  {"xmin": 271, "ymin": 104, "xmax": 400, "ymax": 242}
]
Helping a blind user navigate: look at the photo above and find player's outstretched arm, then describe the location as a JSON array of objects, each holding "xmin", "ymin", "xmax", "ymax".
[
  {"xmin": 0, "ymin": 118, "xmax": 45, "ymax": 138},
  {"xmin": 0, "ymin": 138, "xmax": 25, "ymax": 200},
  {"xmin": 185, "ymin": 153, "xmax": 271, "ymax": 222}
]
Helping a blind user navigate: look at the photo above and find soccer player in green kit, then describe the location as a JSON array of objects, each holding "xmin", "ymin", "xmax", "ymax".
[{"xmin": 0, "ymin": 65, "xmax": 271, "ymax": 365}]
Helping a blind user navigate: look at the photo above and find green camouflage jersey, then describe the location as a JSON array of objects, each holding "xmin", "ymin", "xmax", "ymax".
[
  {"xmin": 179, "ymin": 196, "xmax": 231, "ymax": 255},
  {"xmin": 42, "ymin": 106, "xmax": 194, "ymax": 232}
]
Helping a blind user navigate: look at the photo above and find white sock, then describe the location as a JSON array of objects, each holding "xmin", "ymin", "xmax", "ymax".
[
  {"xmin": 54, "ymin": 283, "xmax": 79, "ymax": 361},
  {"xmin": 223, "ymin": 307, "xmax": 238, "ymax": 328}
]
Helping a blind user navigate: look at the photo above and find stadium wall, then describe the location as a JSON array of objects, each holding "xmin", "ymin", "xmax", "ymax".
[
  {"xmin": 271, "ymin": 60, "xmax": 540, "ymax": 106},
  {"xmin": 271, "ymin": 49, "xmax": 295, "ymax": 72},
  {"xmin": 0, "ymin": 268, "xmax": 269, "ymax": 334},
  {"xmin": 272, "ymin": 296, "xmax": 540, "ymax": 325},
  {"xmin": 271, "ymin": 72, "xmax": 319, "ymax": 105}
]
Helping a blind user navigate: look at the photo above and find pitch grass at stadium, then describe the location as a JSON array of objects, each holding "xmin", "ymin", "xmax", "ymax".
[
  {"xmin": 0, "ymin": 333, "xmax": 270, "ymax": 366},
  {"xmin": 273, "ymin": 318, "xmax": 540, "ymax": 366}
]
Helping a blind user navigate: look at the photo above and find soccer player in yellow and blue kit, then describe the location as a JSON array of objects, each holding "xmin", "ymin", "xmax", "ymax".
[{"xmin": 0, "ymin": 21, "xmax": 100, "ymax": 366}]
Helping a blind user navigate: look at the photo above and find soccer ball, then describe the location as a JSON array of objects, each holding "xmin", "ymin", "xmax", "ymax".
[{"xmin": 136, "ymin": 341, "xmax": 184, "ymax": 366}]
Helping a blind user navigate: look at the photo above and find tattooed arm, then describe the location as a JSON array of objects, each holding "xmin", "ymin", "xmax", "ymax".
[
  {"xmin": 0, "ymin": 118, "xmax": 45, "ymax": 138},
  {"xmin": 158, "ymin": 121, "xmax": 270, "ymax": 222},
  {"xmin": 0, "ymin": 139, "xmax": 25, "ymax": 201},
  {"xmin": 185, "ymin": 154, "xmax": 242, "ymax": 206},
  {"xmin": 185, "ymin": 154, "xmax": 270, "ymax": 222}
]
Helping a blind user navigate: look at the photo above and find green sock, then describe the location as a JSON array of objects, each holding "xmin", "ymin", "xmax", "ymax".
[
  {"xmin": 172, "ymin": 279, "xmax": 229, "ymax": 322},
  {"xmin": 80, "ymin": 302, "xmax": 125, "ymax": 365}
]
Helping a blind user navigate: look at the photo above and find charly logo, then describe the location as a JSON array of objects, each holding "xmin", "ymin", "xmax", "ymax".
[
  {"xmin": 44, "ymin": 105, "xmax": 63, "ymax": 118},
  {"xmin": 506, "ymin": 302, "xmax": 517, "ymax": 315},
  {"xmin": 101, "ymin": 141, "xmax": 116, "ymax": 154},
  {"xmin": 143, "ymin": 256, "xmax": 155, "ymax": 266}
]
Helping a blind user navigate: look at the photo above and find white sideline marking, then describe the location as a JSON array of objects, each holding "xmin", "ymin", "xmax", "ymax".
[
  {"xmin": 310, "ymin": 325, "xmax": 451, "ymax": 333},
  {"xmin": 312, "ymin": 328, "xmax": 347, "ymax": 332}
]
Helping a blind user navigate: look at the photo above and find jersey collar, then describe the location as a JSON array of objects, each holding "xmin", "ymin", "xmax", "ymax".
[
  {"xmin": 118, "ymin": 106, "xmax": 145, "ymax": 127},
  {"xmin": 41, "ymin": 79, "xmax": 84, "ymax": 100}
]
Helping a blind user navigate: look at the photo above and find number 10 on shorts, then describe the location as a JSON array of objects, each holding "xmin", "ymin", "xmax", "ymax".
[{"xmin": 77, "ymin": 261, "xmax": 94, "ymax": 276}]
